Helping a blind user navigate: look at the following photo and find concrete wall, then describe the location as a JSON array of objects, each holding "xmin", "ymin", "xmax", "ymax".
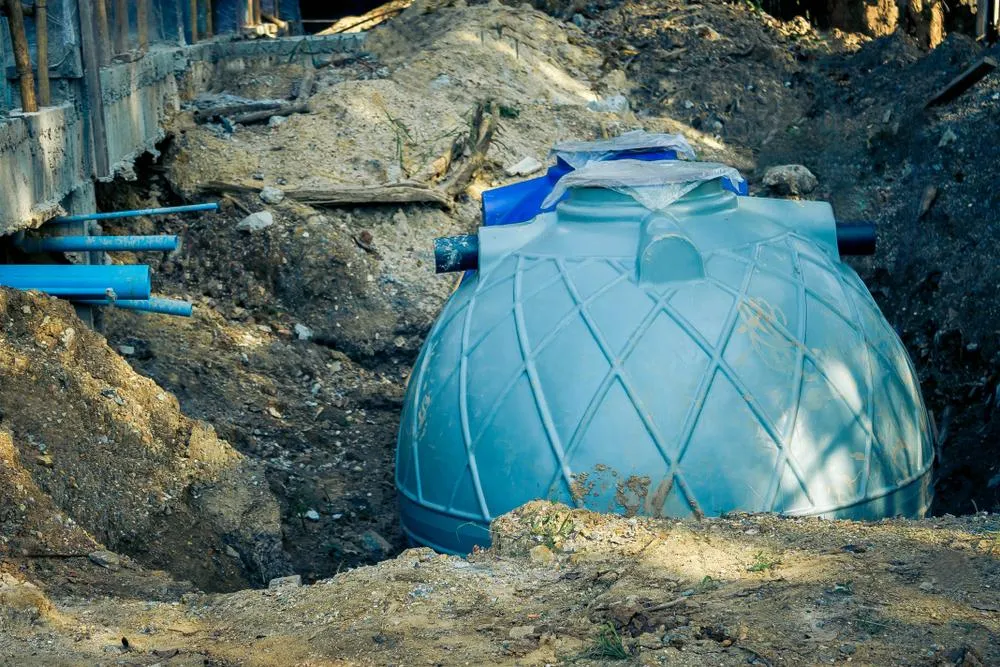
[
  {"xmin": 100, "ymin": 48, "xmax": 187, "ymax": 178},
  {"xmin": 0, "ymin": 104, "xmax": 89, "ymax": 233},
  {"xmin": 0, "ymin": 32, "xmax": 363, "ymax": 235}
]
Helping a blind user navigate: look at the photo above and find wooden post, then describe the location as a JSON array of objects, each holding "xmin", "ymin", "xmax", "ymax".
[
  {"xmin": 95, "ymin": 0, "xmax": 111, "ymax": 65},
  {"xmin": 245, "ymin": 0, "xmax": 253, "ymax": 27},
  {"xmin": 36, "ymin": 0, "xmax": 50, "ymax": 105},
  {"xmin": 273, "ymin": 0, "xmax": 279, "ymax": 20},
  {"xmin": 190, "ymin": 0, "xmax": 198, "ymax": 42},
  {"xmin": 138, "ymin": 0, "xmax": 149, "ymax": 51},
  {"xmin": 114, "ymin": 0, "xmax": 128, "ymax": 54},
  {"xmin": 4, "ymin": 0, "xmax": 38, "ymax": 112},
  {"xmin": 76, "ymin": 0, "xmax": 110, "ymax": 177},
  {"xmin": 205, "ymin": 0, "xmax": 213, "ymax": 37},
  {"xmin": 253, "ymin": 0, "xmax": 261, "ymax": 25}
]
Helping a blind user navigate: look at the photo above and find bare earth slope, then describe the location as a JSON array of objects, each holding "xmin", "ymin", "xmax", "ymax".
[
  {"xmin": 2, "ymin": 503, "xmax": 999, "ymax": 665},
  {"xmin": 0, "ymin": 289, "xmax": 289, "ymax": 591}
]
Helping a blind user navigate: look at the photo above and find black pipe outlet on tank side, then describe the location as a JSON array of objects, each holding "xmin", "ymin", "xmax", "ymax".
[{"xmin": 836, "ymin": 222, "xmax": 876, "ymax": 256}]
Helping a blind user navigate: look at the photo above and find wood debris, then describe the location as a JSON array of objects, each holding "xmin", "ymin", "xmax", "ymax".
[{"xmin": 925, "ymin": 56, "xmax": 997, "ymax": 108}]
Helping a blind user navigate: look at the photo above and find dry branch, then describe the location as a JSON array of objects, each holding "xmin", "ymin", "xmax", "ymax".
[
  {"xmin": 925, "ymin": 56, "xmax": 998, "ymax": 108},
  {"xmin": 194, "ymin": 100, "xmax": 283, "ymax": 122},
  {"xmin": 286, "ymin": 183, "xmax": 452, "ymax": 208},
  {"xmin": 230, "ymin": 102, "xmax": 309, "ymax": 125},
  {"xmin": 439, "ymin": 101, "xmax": 499, "ymax": 197},
  {"xmin": 201, "ymin": 181, "xmax": 452, "ymax": 209}
]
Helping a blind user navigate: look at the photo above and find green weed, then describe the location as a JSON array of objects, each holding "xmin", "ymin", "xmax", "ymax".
[
  {"xmin": 747, "ymin": 550, "xmax": 780, "ymax": 572},
  {"xmin": 585, "ymin": 623, "xmax": 629, "ymax": 660}
]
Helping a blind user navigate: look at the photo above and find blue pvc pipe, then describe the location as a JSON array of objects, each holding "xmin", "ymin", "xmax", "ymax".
[
  {"xmin": 16, "ymin": 235, "xmax": 179, "ymax": 253},
  {"xmin": 77, "ymin": 297, "xmax": 193, "ymax": 317},
  {"xmin": 0, "ymin": 265, "xmax": 150, "ymax": 300},
  {"xmin": 51, "ymin": 203, "xmax": 219, "ymax": 224}
]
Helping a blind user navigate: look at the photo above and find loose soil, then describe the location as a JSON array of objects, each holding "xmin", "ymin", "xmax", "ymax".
[{"xmin": 2, "ymin": 503, "xmax": 999, "ymax": 665}]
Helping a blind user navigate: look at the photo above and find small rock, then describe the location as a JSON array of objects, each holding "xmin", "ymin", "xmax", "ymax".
[
  {"xmin": 117, "ymin": 345, "xmax": 136, "ymax": 356},
  {"xmin": 268, "ymin": 115, "xmax": 288, "ymax": 128},
  {"xmin": 638, "ymin": 632, "xmax": 663, "ymax": 649},
  {"xmin": 88, "ymin": 550, "xmax": 122, "ymax": 571},
  {"xmin": 391, "ymin": 210, "xmax": 409, "ymax": 233},
  {"xmin": 430, "ymin": 74, "xmax": 452, "ymax": 89},
  {"xmin": 60, "ymin": 328, "xmax": 76, "ymax": 347},
  {"xmin": 236, "ymin": 211, "xmax": 274, "ymax": 232},
  {"xmin": 360, "ymin": 530, "xmax": 393, "ymax": 560},
  {"xmin": 304, "ymin": 509, "xmax": 321, "ymax": 521},
  {"xmin": 600, "ymin": 69, "xmax": 630, "ymax": 94},
  {"xmin": 529, "ymin": 544, "xmax": 555, "ymax": 563},
  {"xmin": 294, "ymin": 323, "xmax": 313, "ymax": 341},
  {"xmin": 504, "ymin": 156, "xmax": 544, "ymax": 177},
  {"xmin": 267, "ymin": 574, "xmax": 302, "ymax": 589},
  {"xmin": 571, "ymin": 13, "xmax": 588, "ymax": 28},
  {"xmin": 225, "ymin": 545, "xmax": 241, "ymax": 559},
  {"xmin": 696, "ymin": 24, "xmax": 720, "ymax": 40},
  {"xmin": 409, "ymin": 584, "xmax": 433, "ymax": 599},
  {"xmin": 252, "ymin": 171, "xmax": 265, "ymax": 181},
  {"xmin": 587, "ymin": 94, "xmax": 629, "ymax": 113},
  {"xmin": 259, "ymin": 186, "xmax": 285, "ymax": 205},
  {"xmin": 762, "ymin": 164, "xmax": 818, "ymax": 196},
  {"xmin": 839, "ymin": 643, "xmax": 856, "ymax": 655},
  {"xmin": 35, "ymin": 454, "xmax": 53, "ymax": 468},
  {"xmin": 509, "ymin": 625, "xmax": 536, "ymax": 640},
  {"xmin": 919, "ymin": 580, "xmax": 935, "ymax": 592},
  {"xmin": 938, "ymin": 128, "xmax": 958, "ymax": 148},
  {"xmin": 21, "ymin": 305, "xmax": 31, "ymax": 314}
]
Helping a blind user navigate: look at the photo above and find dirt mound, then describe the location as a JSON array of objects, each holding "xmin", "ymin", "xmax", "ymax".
[
  {"xmin": 0, "ymin": 289, "xmax": 290, "ymax": 590},
  {"xmin": 2, "ymin": 502, "xmax": 999, "ymax": 664}
]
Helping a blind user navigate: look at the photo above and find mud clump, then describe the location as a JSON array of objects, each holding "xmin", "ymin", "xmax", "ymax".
[{"xmin": 0, "ymin": 289, "xmax": 290, "ymax": 590}]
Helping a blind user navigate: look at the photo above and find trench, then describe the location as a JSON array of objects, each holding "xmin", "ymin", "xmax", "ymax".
[
  {"xmin": 4, "ymin": 0, "xmax": 995, "ymax": 593},
  {"xmin": 50, "ymin": 143, "xmax": 412, "ymax": 588},
  {"xmin": 80, "ymin": 153, "xmax": 996, "ymax": 590}
]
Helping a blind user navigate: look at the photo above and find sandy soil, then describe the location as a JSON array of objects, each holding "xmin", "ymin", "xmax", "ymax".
[{"xmin": 2, "ymin": 503, "xmax": 999, "ymax": 665}]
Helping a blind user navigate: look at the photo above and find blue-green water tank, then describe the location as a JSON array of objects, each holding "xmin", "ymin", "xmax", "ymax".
[{"xmin": 396, "ymin": 161, "xmax": 934, "ymax": 554}]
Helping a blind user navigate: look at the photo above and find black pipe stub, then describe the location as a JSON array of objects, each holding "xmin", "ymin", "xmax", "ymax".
[
  {"xmin": 434, "ymin": 235, "xmax": 479, "ymax": 274},
  {"xmin": 835, "ymin": 222, "xmax": 876, "ymax": 256}
]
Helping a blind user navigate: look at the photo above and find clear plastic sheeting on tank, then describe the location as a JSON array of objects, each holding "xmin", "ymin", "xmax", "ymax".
[
  {"xmin": 542, "ymin": 159, "xmax": 746, "ymax": 212},
  {"xmin": 551, "ymin": 130, "xmax": 697, "ymax": 168}
]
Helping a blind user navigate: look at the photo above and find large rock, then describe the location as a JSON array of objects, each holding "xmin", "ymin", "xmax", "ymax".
[
  {"xmin": 237, "ymin": 211, "xmax": 274, "ymax": 232},
  {"xmin": 762, "ymin": 164, "xmax": 818, "ymax": 196},
  {"xmin": 259, "ymin": 187, "xmax": 285, "ymax": 205}
]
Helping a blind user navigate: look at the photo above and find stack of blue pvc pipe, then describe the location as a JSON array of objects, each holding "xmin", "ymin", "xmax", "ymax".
[{"xmin": 0, "ymin": 203, "xmax": 218, "ymax": 317}]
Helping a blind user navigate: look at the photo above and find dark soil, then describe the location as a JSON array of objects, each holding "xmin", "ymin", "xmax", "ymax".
[{"xmin": 93, "ymin": 161, "xmax": 415, "ymax": 583}]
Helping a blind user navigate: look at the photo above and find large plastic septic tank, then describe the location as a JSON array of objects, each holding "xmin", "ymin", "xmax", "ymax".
[{"xmin": 396, "ymin": 149, "xmax": 934, "ymax": 555}]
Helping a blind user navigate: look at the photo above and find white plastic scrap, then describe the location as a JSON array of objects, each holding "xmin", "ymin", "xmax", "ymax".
[
  {"xmin": 542, "ymin": 159, "xmax": 745, "ymax": 212},
  {"xmin": 551, "ymin": 130, "xmax": 697, "ymax": 168}
]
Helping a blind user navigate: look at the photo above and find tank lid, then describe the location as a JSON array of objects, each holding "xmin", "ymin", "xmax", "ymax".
[
  {"xmin": 551, "ymin": 130, "xmax": 696, "ymax": 168},
  {"xmin": 542, "ymin": 159, "xmax": 746, "ymax": 212}
]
